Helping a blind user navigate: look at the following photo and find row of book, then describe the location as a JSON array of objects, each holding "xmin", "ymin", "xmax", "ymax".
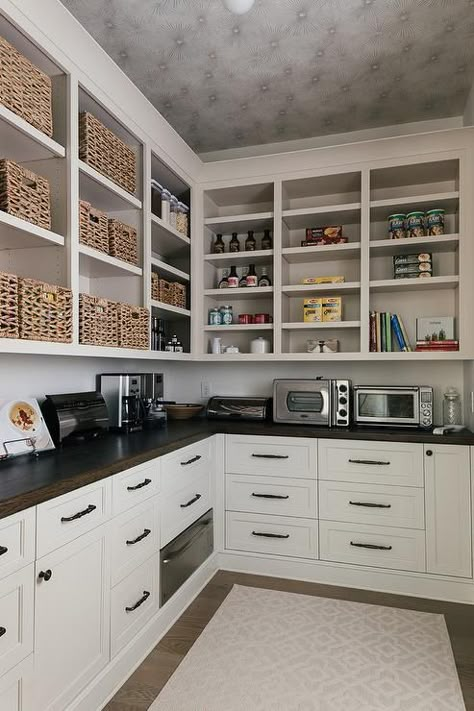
[
  {"xmin": 369, "ymin": 312, "xmax": 412, "ymax": 352},
  {"xmin": 369, "ymin": 312, "xmax": 459, "ymax": 352}
]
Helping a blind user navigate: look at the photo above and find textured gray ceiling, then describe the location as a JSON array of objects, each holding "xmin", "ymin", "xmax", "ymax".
[{"xmin": 61, "ymin": 0, "xmax": 474, "ymax": 153}]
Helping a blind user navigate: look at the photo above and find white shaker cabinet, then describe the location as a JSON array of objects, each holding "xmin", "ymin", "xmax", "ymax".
[
  {"xmin": 33, "ymin": 525, "xmax": 110, "ymax": 711},
  {"xmin": 425, "ymin": 445, "xmax": 472, "ymax": 578}
]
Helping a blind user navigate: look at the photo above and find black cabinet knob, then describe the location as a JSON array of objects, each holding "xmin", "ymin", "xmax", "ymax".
[
  {"xmin": 426, "ymin": 450, "xmax": 433, "ymax": 457},
  {"xmin": 39, "ymin": 569, "xmax": 52, "ymax": 582}
]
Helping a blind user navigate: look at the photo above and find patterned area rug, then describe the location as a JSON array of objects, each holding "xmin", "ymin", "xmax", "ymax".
[{"xmin": 149, "ymin": 585, "xmax": 465, "ymax": 711}]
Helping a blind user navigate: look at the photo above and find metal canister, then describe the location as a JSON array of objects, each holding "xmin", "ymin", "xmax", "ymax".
[
  {"xmin": 406, "ymin": 211, "xmax": 425, "ymax": 238},
  {"xmin": 220, "ymin": 305, "xmax": 233, "ymax": 325},
  {"xmin": 208, "ymin": 308, "xmax": 222, "ymax": 326},
  {"xmin": 426, "ymin": 209, "xmax": 445, "ymax": 236},
  {"xmin": 388, "ymin": 213, "xmax": 406, "ymax": 239}
]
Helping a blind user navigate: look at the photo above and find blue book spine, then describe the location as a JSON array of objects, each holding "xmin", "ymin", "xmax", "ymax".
[{"xmin": 391, "ymin": 314, "xmax": 406, "ymax": 352}]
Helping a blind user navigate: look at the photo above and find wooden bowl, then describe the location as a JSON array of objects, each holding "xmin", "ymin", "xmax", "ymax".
[{"xmin": 165, "ymin": 403, "xmax": 204, "ymax": 420}]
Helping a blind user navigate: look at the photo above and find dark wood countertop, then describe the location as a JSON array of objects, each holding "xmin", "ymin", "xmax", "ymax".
[{"xmin": 1, "ymin": 419, "xmax": 473, "ymax": 520}]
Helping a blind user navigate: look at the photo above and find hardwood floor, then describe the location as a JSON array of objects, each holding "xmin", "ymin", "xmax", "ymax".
[{"xmin": 105, "ymin": 570, "xmax": 474, "ymax": 711}]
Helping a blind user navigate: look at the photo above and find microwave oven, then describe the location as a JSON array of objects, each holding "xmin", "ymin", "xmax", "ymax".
[
  {"xmin": 353, "ymin": 385, "xmax": 433, "ymax": 428},
  {"xmin": 273, "ymin": 379, "xmax": 351, "ymax": 427}
]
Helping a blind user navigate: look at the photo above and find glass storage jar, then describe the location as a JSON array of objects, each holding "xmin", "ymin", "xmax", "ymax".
[{"xmin": 443, "ymin": 387, "xmax": 462, "ymax": 426}]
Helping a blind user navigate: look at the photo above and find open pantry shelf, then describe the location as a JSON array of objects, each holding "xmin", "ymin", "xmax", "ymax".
[
  {"xmin": 79, "ymin": 244, "xmax": 143, "ymax": 278},
  {"xmin": 151, "ymin": 214, "xmax": 190, "ymax": 257},
  {"xmin": 204, "ymin": 250, "xmax": 273, "ymax": 268},
  {"xmin": 79, "ymin": 160, "xmax": 142, "ymax": 212},
  {"xmin": 282, "ymin": 321, "xmax": 361, "ymax": 330},
  {"xmin": 204, "ymin": 287, "xmax": 273, "ymax": 301},
  {"xmin": 370, "ymin": 234, "xmax": 459, "ymax": 256},
  {"xmin": 282, "ymin": 203, "xmax": 361, "ymax": 230},
  {"xmin": 150, "ymin": 299, "xmax": 191, "ymax": 319},
  {"xmin": 204, "ymin": 323, "xmax": 273, "ymax": 332},
  {"xmin": 370, "ymin": 191, "xmax": 459, "ymax": 222},
  {"xmin": 0, "ymin": 104, "xmax": 65, "ymax": 161},
  {"xmin": 370, "ymin": 276, "xmax": 459, "ymax": 293},
  {"xmin": 282, "ymin": 243, "xmax": 361, "ymax": 263},
  {"xmin": 204, "ymin": 212, "xmax": 273, "ymax": 234},
  {"xmin": 282, "ymin": 282, "xmax": 360, "ymax": 295},
  {"xmin": 151, "ymin": 256, "xmax": 189, "ymax": 282},
  {"xmin": 0, "ymin": 210, "xmax": 65, "ymax": 250}
]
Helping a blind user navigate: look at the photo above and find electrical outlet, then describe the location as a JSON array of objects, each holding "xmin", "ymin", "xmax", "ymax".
[{"xmin": 201, "ymin": 381, "xmax": 211, "ymax": 398}]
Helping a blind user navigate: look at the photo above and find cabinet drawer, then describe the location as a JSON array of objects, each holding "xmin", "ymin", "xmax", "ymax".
[
  {"xmin": 36, "ymin": 480, "xmax": 111, "ymax": 558},
  {"xmin": 112, "ymin": 460, "xmax": 161, "ymax": 515},
  {"xmin": 0, "ymin": 509, "xmax": 35, "ymax": 580},
  {"xmin": 161, "ymin": 472, "xmax": 210, "ymax": 548},
  {"xmin": 226, "ymin": 435, "xmax": 317, "ymax": 478},
  {"xmin": 111, "ymin": 553, "xmax": 159, "ymax": 658},
  {"xmin": 318, "ymin": 439, "xmax": 423, "ymax": 487},
  {"xmin": 226, "ymin": 474, "xmax": 317, "ymax": 519},
  {"xmin": 111, "ymin": 498, "xmax": 160, "ymax": 586},
  {"xmin": 319, "ymin": 481, "xmax": 424, "ymax": 529},
  {"xmin": 161, "ymin": 439, "xmax": 211, "ymax": 496},
  {"xmin": 0, "ymin": 655, "xmax": 33, "ymax": 711},
  {"xmin": 226, "ymin": 511, "xmax": 318, "ymax": 559},
  {"xmin": 319, "ymin": 520, "xmax": 425, "ymax": 572},
  {"xmin": 0, "ymin": 565, "xmax": 34, "ymax": 677}
]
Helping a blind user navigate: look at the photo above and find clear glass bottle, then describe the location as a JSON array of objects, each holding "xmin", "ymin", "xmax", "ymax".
[
  {"xmin": 443, "ymin": 387, "xmax": 462, "ymax": 426},
  {"xmin": 218, "ymin": 269, "xmax": 229, "ymax": 288},
  {"xmin": 258, "ymin": 268, "xmax": 271, "ymax": 287}
]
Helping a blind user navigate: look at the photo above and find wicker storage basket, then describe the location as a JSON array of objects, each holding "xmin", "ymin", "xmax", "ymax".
[
  {"xmin": 19, "ymin": 278, "xmax": 72, "ymax": 343},
  {"xmin": 0, "ymin": 35, "xmax": 53, "ymax": 137},
  {"xmin": 108, "ymin": 218, "xmax": 138, "ymax": 265},
  {"xmin": 79, "ymin": 200, "xmax": 108, "ymax": 253},
  {"xmin": 118, "ymin": 303, "xmax": 149, "ymax": 350},
  {"xmin": 79, "ymin": 112, "xmax": 136, "ymax": 194},
  {"xmin": 0, "ymin": 271, "xmax": 19, "ymax": 339},
  {"xmin": 151, "ymin": 271, "xmax": 159, "ymax": 301},
  {"xmin": 157, "ymin": 277, "xmax": 186, "ymax": 309},
  {"xmin": 79, "ymin": 293, "xmax": 118, "ymax": 347},
  {"xmin": 0, "ymin": 159, "xmax": 51, "ymax": 229}
]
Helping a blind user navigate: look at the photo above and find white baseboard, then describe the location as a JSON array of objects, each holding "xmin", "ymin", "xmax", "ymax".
[
  {"xmin": 69, "ymin": 552, "xmax": 219, "ymax": 711},
  {"xmin": 218, "ymin": 551, "xmax": 474, "ymax": 605}
]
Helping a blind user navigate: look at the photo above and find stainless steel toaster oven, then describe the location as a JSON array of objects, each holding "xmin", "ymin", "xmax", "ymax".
[
  {"xmin": 273, "ymin": 378, "xmax": 351, "ymax": 427},
  {"xmin": 353, "ymin": 385, "xmax": 433, "ymax": 428}
]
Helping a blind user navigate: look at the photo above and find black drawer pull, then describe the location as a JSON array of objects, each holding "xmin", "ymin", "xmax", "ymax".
[
  {"xmin": 251, "ymin": 531, "xmax": 290, "ymax": 539},
  {"xmin": 350, "ymin": 541, "xmax": 392, "ymax": 551},
  {"xmin": 181, "ymin": 455, "xmax": 202, "ymax": 466},
  {"xmin": 125, "ymin": 590, "xmax": 150, "ymax": 612},
  {"xmin": 251, "ymin": 493, "xmax": 289, "ymax": 500},
  {"xmin": 252, "ymin": 453, "xmax": 289, "ymax": 459},
  {"xmin": 0, "ymin": 627, "xmax": 5, "ymax": 637},
  {"xmin": 349, "ymin": 501, "xmax": 391, "ymax": 509},
  {"xmin": 0, "ymin": 546, "xmax": 8, "ymax": 556},
  {"xmin": 127, "ymin": 478, "xmax": 152, "ymax": 491},
  {"xmin": 61, "ymin": 504, "xmax": 96, "ymax": 523},
  {"xmin": 38, "ymin": 569, "xmax": 52, "ymax": 582},
  {"xmin": 126, "ymin": 528, "xmax": 151, "ymax": 546},
  {"xmin": 180, "ymin": 493, "xmax": 201, "ymax": 508},
  {"xmin": 348, "ymin": 459, "xmax": 390, "ymax": 466}
]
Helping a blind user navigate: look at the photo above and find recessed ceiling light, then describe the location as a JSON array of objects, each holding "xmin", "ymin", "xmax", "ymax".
[{"xmin": 222, "ymin": 0, "xmax": 255, "ymax": 14}]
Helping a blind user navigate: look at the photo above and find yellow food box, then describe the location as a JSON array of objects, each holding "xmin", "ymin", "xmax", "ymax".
[
  {"xmin": 303, "ymin": 298, "xmax": 323, "ymax": 322},
  {"xmin": 301, "ymin": 276, "xmax": 345, "ymax": 285},
  {"xmin": 322, "ymin": 297, "xmax": 342, "ymax": 322}
]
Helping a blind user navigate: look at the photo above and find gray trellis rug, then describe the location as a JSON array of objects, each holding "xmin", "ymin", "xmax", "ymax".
[{"xmin": 149, "ymin": 585, "xmax": 465, "ymax": 711}]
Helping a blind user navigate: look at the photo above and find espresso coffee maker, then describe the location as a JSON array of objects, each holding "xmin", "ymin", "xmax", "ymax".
[{"xmin": 97, "ymin": 373, "xmax": 164, "ymax": 432}]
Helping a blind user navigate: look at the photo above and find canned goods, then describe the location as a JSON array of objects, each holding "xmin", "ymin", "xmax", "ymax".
[
  {"xmin": 406, "ymin": 211, "xmax": 425, "ymax": 239},
  {"xmin": 254, "ymin": 313, "xmax": 270, "ymax": 324},
  {"xmin": 388, "ymin": 213, "xmax": 406, "ymax": 240},
  {"xmin": 208, "ymin": 308, "xmax": 222, "ymax": 326},
  {"xmin": 426, "ymin": 208, "xmax": 445, "ymax": 236},
  {"xmin": 220, "ymin": 305, "xmax": 233, "ymax": 325},
  {"xmin": 238, "ymin": 313, "xmax": 254, "ymax": 324}
]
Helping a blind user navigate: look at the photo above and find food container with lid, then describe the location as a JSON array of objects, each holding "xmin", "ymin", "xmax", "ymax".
[
  {"xmin": 250, "ymin": 336, "xmax": 270, "ymax": 354},
  {"xmin": 209, "ymin": 308, "xmax": 222, "ymax": 326},
  {"xmin": 220, "ymin": 305, "xmax": 233, "ymax": 325},
  {"xmin": 406, "ymin": 211, "xmax": 425, "ymax": 239},
  {"xmin": 388, "ymin": 214, "xmax": 406, "ymax": 239},
  {"xmin": 426, "ymin": 209, "xmax": 445, "ymax": 236}
]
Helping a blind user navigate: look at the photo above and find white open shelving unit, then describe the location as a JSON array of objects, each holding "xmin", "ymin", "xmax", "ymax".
[
  {"xmin": 199, "ymin": 155, "xmax": 470, "ymax": 360},
  {"xmin": 0, "ymin": 9, "xmax": 193, "ymax": 358}
]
